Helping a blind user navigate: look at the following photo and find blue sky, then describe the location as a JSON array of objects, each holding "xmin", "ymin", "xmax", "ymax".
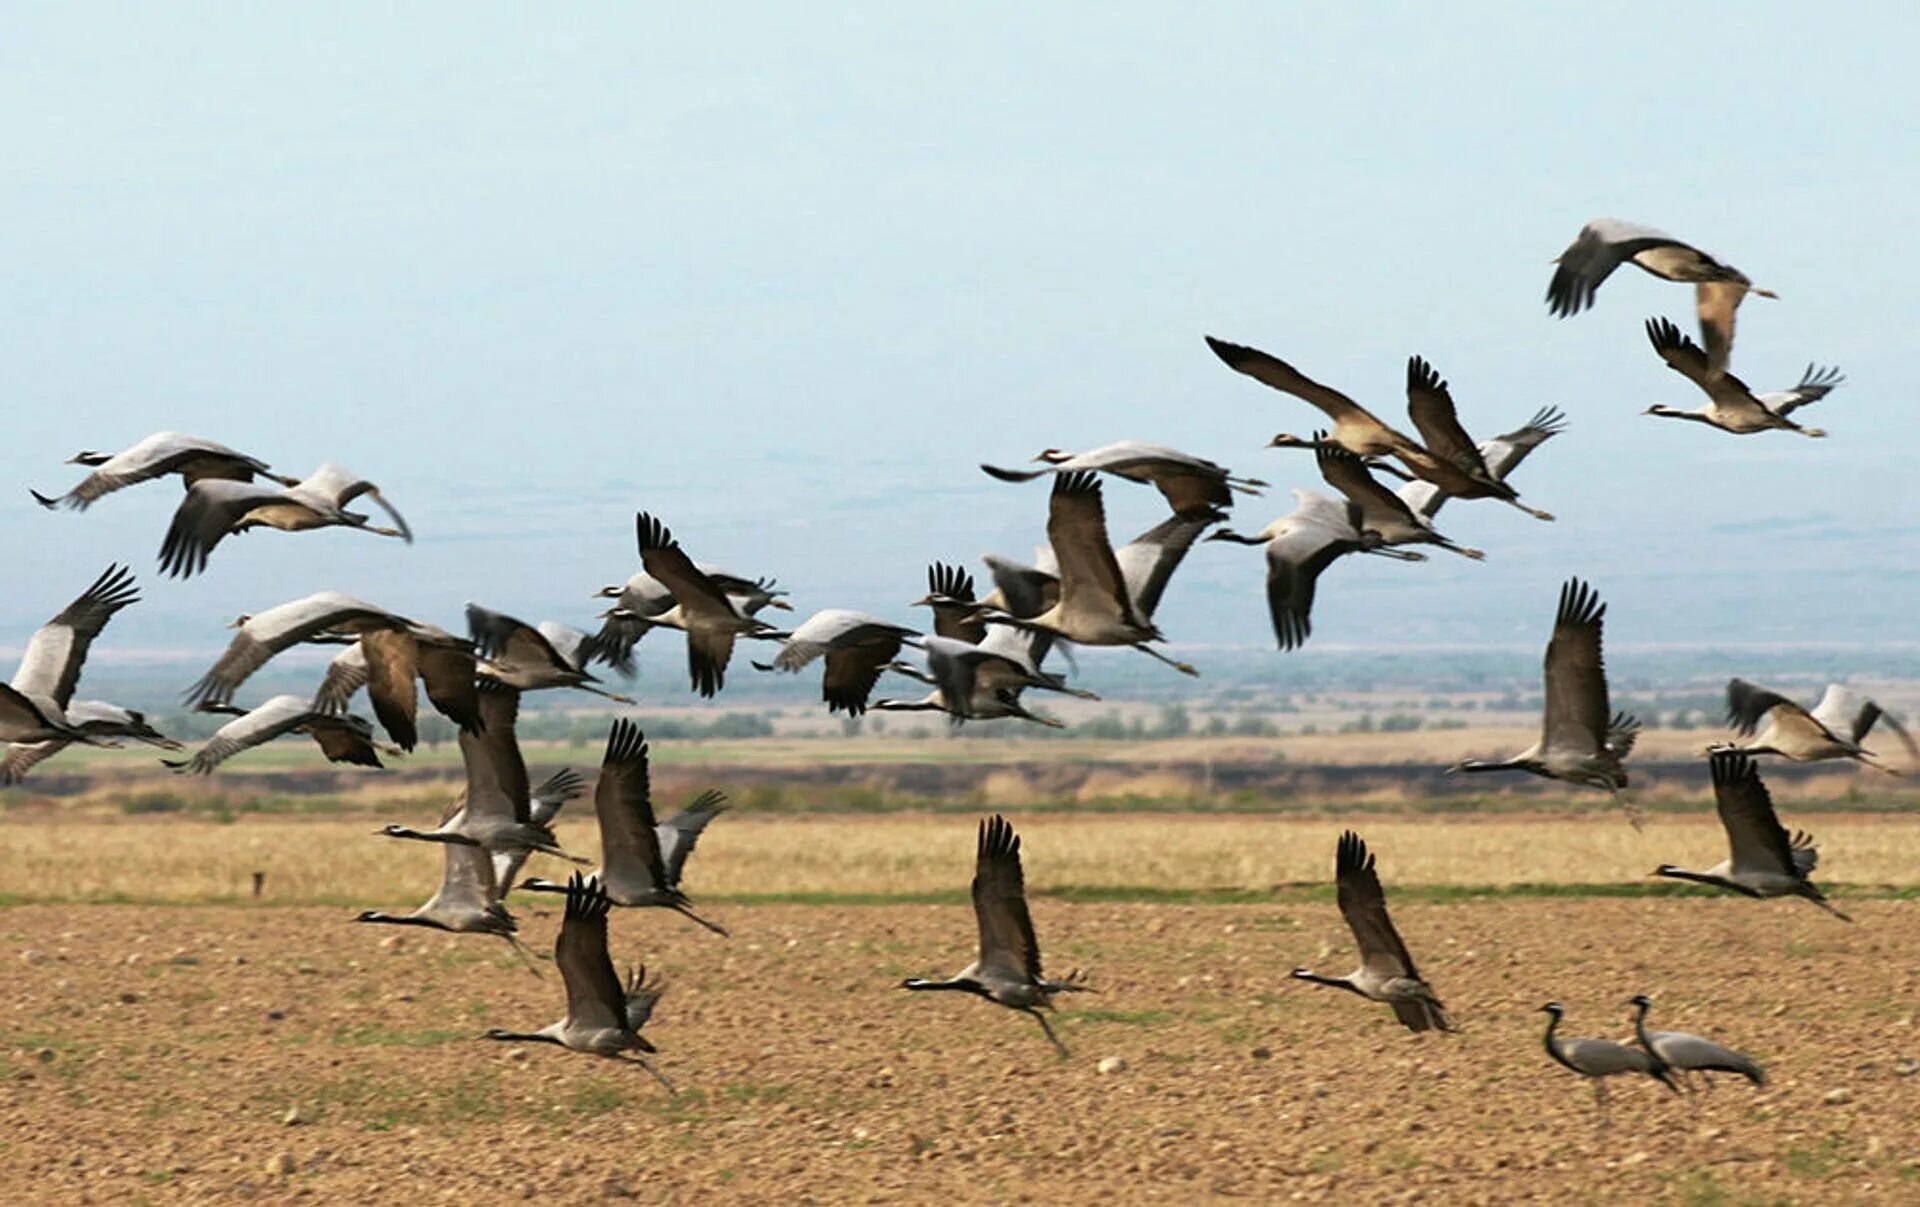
[{"xmin": 3, "ymin": 4, "xmax": 1916, "ymax": 677}]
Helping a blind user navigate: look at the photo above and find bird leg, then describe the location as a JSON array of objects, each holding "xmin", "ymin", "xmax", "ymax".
[
  {"xmin": 1502, "ymin": 497, "xmax": 1555, "ymax": 522},
  {"xmin": 500, "ymin": 934, "xmax": 543, "ymax": 978},
  {"xmin": 1591, "ymin": 1077, "xmax": 1610, "ymax": 1132},
  {"xmin": 1025, "ymin": 1007, "xmax": 1070, "ymax": 1059},
  {"xmin": 675, "ymin": 903, "xmax": 731, "ymax": 938},
  {"xmin": 577, "ymin": 684, "xmax": 639, "ymax": 705},
  {"xmin": 622, "ymin": 1054, "xmax": 677, "ymax": 1096},
  {"xmin": 1131, "ymin": 643, "xmax": 1199, "ymax": 677},
  {"xmin": 1611, "ymin": 792, "xmax": 1646, "ymax": 832}
]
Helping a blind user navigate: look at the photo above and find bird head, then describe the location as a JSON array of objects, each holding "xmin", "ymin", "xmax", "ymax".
[
  {"xmin": 68, "ymin": 451, "xmax": 109, "ymax": 466},
  {"xmin": 593, "ymin": 585, "xmax": 623, "ymax": 599},
  {"xmin": 1288, "ymin": 967, "xmax": 1313, "ymax": 979},
  {"xmin": 1267, "ymin": 433, "xmax": 1312, "ymax": 449},
  {"xmin": 1650, "ymin": 864, "xmax": 1683, "ymax": 877},
  {"xmin": 1627, "ymin": 993, "xmax": 1652, "ymax": 1009},
  {"xmin": 373, "ymin": 824, "xmax": 410, "ymax": 838},
  {"xmin": 1539, "ymin": 1001, "xmax": 1563, "ymax": 1017},
  {"xmin": 352, "ymin": 910, "xmax": 386, "ymax": 923},
  {"xmin": 228, "ymin": 614, "xmax": 252, "ymax": 629},
  {"xmin": 1032, "ymin": 449, "xmax": 1070, "ymax": 464},
  {"xmin": 1801, "ymin": 427, "xmax": 1828, "ymax": 439}
]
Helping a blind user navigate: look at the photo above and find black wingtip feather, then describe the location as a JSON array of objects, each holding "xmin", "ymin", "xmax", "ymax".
[
  {"xmin": 605, "ymin": 718, "xmax": 649, "ymax": 767},
  {"xmin": 1555, "ymin": 577, "xmax": 1603, "ymax": 628},
  {"xmin": 635, "ymin": 512, "xmax": 677, "ymax": 553},
  {"xmin": 1407, "ymin": 355, "xmax": 1445, "ymax": 395}
]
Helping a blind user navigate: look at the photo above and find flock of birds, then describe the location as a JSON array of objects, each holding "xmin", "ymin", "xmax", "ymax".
[{"xmin": 2, "ymin": 218, "xmax": 1903, "ymax": 1124}]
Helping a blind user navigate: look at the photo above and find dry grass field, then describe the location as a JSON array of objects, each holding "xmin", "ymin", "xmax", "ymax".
[
  {"xmin": 4, "ymin": 811, "xmax": 1920, "ymax": 906},
  {"xmin": 5, "ymin": 810, "xmax": 1920, "ymax": 1201},
  {"xmin": 4, "ymin": 896, "xmax": 1919, "ymax": 1203}
]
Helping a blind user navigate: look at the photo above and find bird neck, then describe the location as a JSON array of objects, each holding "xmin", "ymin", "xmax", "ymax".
[
  {"xmin": 356, "ymin": 913, "xmax": 440, "ymax": 930},
  {"xmin": 1452, "ymin": 757, "xmax": 1525, "ymax": 774},
  {"xmin": 1291, "ymin": 970, "xmax": 1364, "ymax": 998},
  {"xmin": 903, "ymin": 978, "xmax": 984, "ymax": 997},
  {"xmin": 1630, "ymin": 1001, "xmax": 1653, "ymax": 1049},
  {"xmin": 1648, "ymin": 406, "xmax": 1708, "ymax": 423}
]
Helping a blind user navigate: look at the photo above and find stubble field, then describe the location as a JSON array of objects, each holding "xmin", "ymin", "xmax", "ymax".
[{"xmin": 3, "ymin": 812, "xmax": 1920, "ymax": 1202}]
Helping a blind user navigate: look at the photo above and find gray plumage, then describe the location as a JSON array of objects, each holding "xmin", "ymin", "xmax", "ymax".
[
  {"xmin": 1629, "ymin": 995, "xmax": 1766, "ymax": 1088},
  {"xmin": 901, "ymin": 814, "xmax": 1092, "ymax": 1056}
]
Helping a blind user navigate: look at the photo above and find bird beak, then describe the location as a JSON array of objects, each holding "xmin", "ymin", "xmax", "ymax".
[{"xmin": 766, "ymin": 599, "xmax": 793, "ymax": 611}]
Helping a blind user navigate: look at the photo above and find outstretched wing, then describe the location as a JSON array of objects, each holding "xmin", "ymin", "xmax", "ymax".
[
  {"xmin": 1403, "ymin": 357, "xmax": 1491, "ymax": 479},
  {"xmin": 1709, "ymin": 751, "xmax": 1800, "ymax": 879},
  {"xmin": 12, "ymin": 564, "xmax": 140, "ymax": 707},
  {"xmin": 556, "ymin": 874, "xmax": 628, "ymax": 1032},
  {"xmin": 1545, "ymin": 219, "xmax": 1688, "ymax": 316},
  {"xmin": 1335, "ymin": 830, "xmax": 1418, "ymax": 980},
  {"xmin": 1204, "ymin": 336, "xmax": 1376, "ymax": 424},
  {"xmin": 595, "ymin": 719, "xmax": 669, "ymax": 893},
  {"xmin": 658, "ymin": 790, "xmax": 729, "ymax": 886},
  {"xmin": 157, "ymin": 479, "xmax": 290, "ymax": 578},
  {"xmin": 1758, "ymin": 365, "xmax": 1844, "ymax": 418},
  {"xmin": 972, "ymin": 814, "xmax": 1042, "ymax": 983},
  {"xmin": 1046, "ymin": 472, "xmax": 1138, "ymax": 628},
  {"xmin": 1541, "ymin": 579, "xmax": 1611, "ymax": 759}
]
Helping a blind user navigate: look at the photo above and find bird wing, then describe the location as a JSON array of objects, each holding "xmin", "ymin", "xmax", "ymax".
[
  {"xmin": 40, "ymin": 433, "xmax": 265, "ymax": 510},
  {"xmin": 1479, "ymin": 406, "xmax": 1568, "ymax": 482},
  {"xmin": 556, "ymin": 875, "xmax": 628, "ymax": 1033},
  {"xmin": 0, "ymin": 684, "xmax": 72, "ymax": 739},
  {"xmin": 979, "ymin": 555, "xmax": 1058, "ymax": 620},
  {"xmin": 433, "ymin": 824, "xmax": 500, "ymax": 915},
  {"xmin": 1116, "ymin": 510, "xmax": 1218, "ymax": 621},
  {"xmin": 185, "ymin": 594, "xmax": 400, "ymax": 710},
  {"xmin": 305, "ymin": 715, "xmax": 385, "ymax": 767},
  {"xmin": 1757, "ymin": 365, "xmax": 1844, "ymax": 417},
  {"xmin": 821, "ymin": 638, "xmax": 908, "ymax": 716},
  {"xmin": 1403, "ymin": 357, "xmax": 1492, "ymax": 479},
  {"xmin": 1046, "ymin": 472, "xmax": 1139, "ymax": 627},
  {"xmin": 359, "ymin": 630, "xmax": 422, "ymax": 752},
  {"xmin": 1334, "ymin": 830, "xmax": 1418, "ymax": 979},
  {"xmin": 927, "ymin": 561, "xmax": 977, "ymax": 605},
  {"xmin": 417, "ymin": 643, "xmax": 483, "ymax": 733},
  {"xmin": 658, "ymin": 790, "xmax": 729, "ymax": 885},
  {"xmin": 972, "ymin": 814, "xmax": 1043, "ymax": 983},
  {"xmin": 156, "ymin": 479, "xmax": 289, "ymax": 578},
  {"xmin": 1260, "ymin": 495, "xmax": 1361, "ymax": 651},
  {"xmin": 11, "ymin": 564, "xmax": 139, "ymax": 708},
  {"xmin": 1540, "ymin": 579, "xmax": 1612, "ymax": 759},
  {"xmin": 466, "ymin": 604, "xmax": 564, "ymax": 672},
  {"xmin": 622, "ymin": 966, "xmax": 666, "ymax": 1033},
  {"xmin": 1694, "ymin": 279, "xmax": 1750, "ymax": 378},
  {"xmin": 458, "ymin": 685, "xmax": 530, "ymax": 825},
  {"xmin": 635, "ymin": 513, "xmax": 740, "ymax": 623},
  {"xmin": 1315, "ymin": 439, "xmax": 1421, "ymax": 531},
  {"xmin": 595, "ymin": 719, "xmax": 669, "ymax": 892},
  {"xmin": 1709, "ymin": 751, "xmax": 1800, "ymax": 878},
  {"xmin": 313, "ymin": 642, "xmax": 371, "ymax": 715},
  {"xmin": 167, "ymin": 696, "xmax": 312, "ymax": 774},
  {"xmin": 1400, "ymin": 407, "xmax": 1566, "ymax": 521},
  {"xmin": 1644, "ymin": 318, "xmax": 1765, "ymax": 412},
  {"xmin": 1810, "ymin": 685, "xmax": 1919, "ymax": 764},
  {"xmin": 0, "ymin": 738, "xmax": 70, "ymax": 784},
  {"xmin": 529, "ymin": 767, "xmax": 586, "ymax": 827},
  {"xmin": 1204, "ymin": 336, "xmax": 1373, "ymax": 423},
  {"xmin": 1725, "ymin": 678, "xmax": 1806, "ymax": 739},
  {"xmin": 1545, "ymin": 219, "xmax": 1686, "ymax": 316}
]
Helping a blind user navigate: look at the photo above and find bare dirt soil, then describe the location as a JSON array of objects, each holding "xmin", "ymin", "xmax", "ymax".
[{"xmin": 4, "ymin": 897, "xmax": 1918, "ymax": 1203}]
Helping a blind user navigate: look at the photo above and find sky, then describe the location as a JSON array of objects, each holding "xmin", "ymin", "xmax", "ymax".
[{"xmin": 3, "ymin": 4, "xmax": 1917, "ymax": 692}]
